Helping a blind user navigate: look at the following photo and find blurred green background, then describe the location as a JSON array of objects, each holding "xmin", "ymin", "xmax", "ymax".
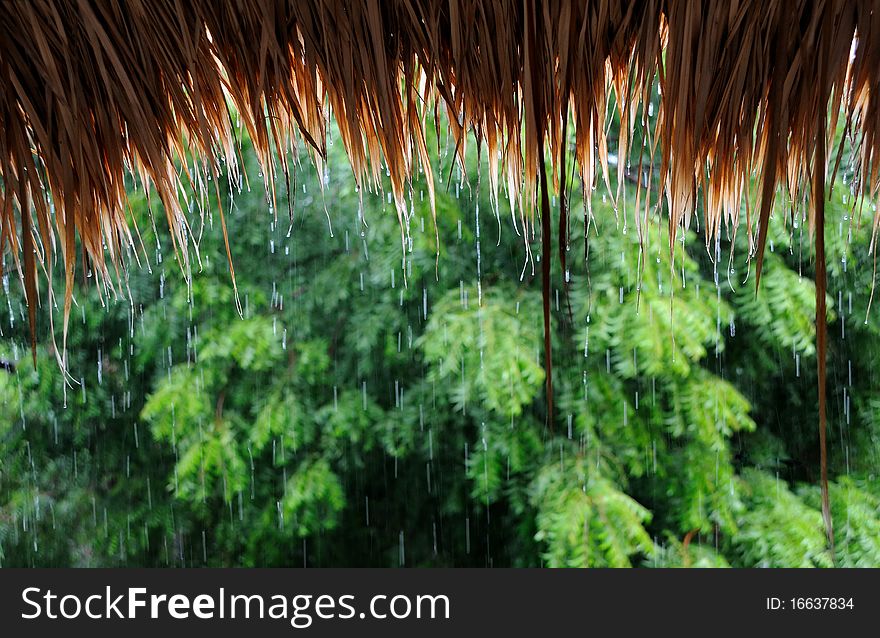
[{"xmin": 1, "ymin": 116, "xmax": 879, "ymax": 568}]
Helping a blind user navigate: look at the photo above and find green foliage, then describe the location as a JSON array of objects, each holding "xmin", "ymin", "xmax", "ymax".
[
  {"xmin": 800, "ymin": 478, "xmax": 880, "ymax": 567},
  {"xmin": 730, "ymin": 470, "xmax": 833, "ymax": 568},
  {"xmin": 421, "ymin": 286, "xmax": 545, "ymax": 417},
  {"xmin": 648, "ymin": 535, "xmax": 730, "ymax": 568},
  {"xmin": 733, "ymin": 250, "xmax": 821, "ymax": 357},
  {"xmin": 531, "ymin": 457, "xmax": 654, "ymax": 567},
  {"xmin": 282, "ymin": 459, "xmax": 345, "ymax": 537},
  {"xmin": 1, "ymin": 120, "xmax": 879, "ymax": 568}
]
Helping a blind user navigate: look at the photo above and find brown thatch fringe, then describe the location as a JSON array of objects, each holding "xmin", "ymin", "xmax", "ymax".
[{"xmin": 2, "ymin": 0, "xmax": 877, "ymax": 551}]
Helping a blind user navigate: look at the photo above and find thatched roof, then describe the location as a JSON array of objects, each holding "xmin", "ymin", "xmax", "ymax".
[{"xmin": 3, "ymin": 0, "xmax": 878, "ymax": 548}]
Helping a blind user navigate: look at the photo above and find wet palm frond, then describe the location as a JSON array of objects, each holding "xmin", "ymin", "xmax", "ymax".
[{"xmin": 2, "ymin": 0, "xmax": 874, "ymax": 323}]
